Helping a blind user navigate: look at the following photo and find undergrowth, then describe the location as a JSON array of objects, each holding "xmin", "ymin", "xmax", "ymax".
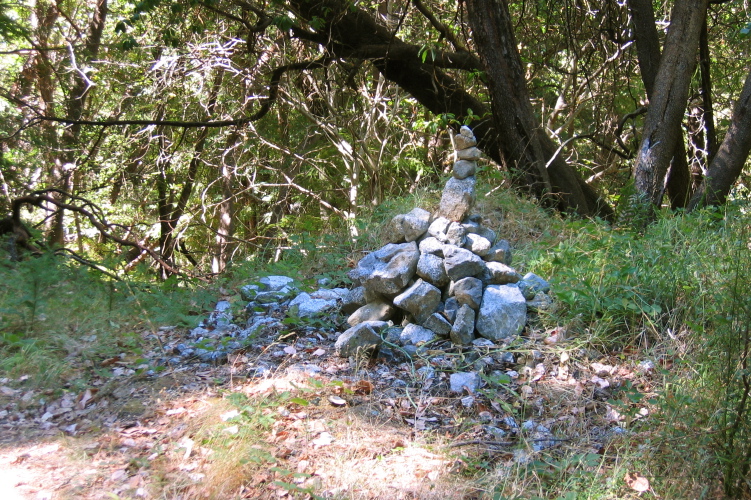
[{"xmin": 0, "ymin": 254, "xmax": 216, "ymax": 388}]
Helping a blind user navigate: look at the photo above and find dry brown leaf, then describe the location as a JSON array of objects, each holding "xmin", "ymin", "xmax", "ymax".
[
  {"xmin": 354, "ymin": 380, "xmax": 374, "ymax": 395},
  {"xmin": 625, "ymin": 471, "xmax": 650, "ymax": 493}
]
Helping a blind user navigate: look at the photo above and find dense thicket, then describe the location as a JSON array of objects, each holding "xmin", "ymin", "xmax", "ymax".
[{"xmin": 1, "ymin": 0, "xmax": 750, "ymax": 275}]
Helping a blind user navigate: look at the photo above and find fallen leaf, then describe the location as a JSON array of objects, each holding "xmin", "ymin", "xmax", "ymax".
[
  {"xmin": 312, "ymin": 348, "xmax": 326, "ymax": 356},
  {"xmin": 354, "ymin": 380, "xmax": 374, "ymax": 395},
  {"xmin": 283, "ymin": 346, "xmax": 297, "ymax": 355},
  {"xmin": 625, "ymin": 472, "xmax": 650, "ymax": 493}
]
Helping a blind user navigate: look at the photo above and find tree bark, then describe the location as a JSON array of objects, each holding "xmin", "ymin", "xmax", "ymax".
[
  {"xmin": 288, "ymin": 0, "xmax": 612, "ymax": 219},
  {"xmin": 688, "ymin": 67, "xmax": 751, "ymax": 210},
  {"xmin": 627, "ymin": 0, "xmax": 692, "ymax": 209},
  {"xmin": 632, "ymin": 0, "xmax": 708, "ymax": 208}
]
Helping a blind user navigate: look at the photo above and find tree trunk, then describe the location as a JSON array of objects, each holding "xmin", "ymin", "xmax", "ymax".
[
  {"xmin": 627, "ymin": 0, "xmax": 692, "ymax": 209},
  {"xmin": 632, "ymin": 0, "xmax": 708, "ymax": 208},
  {"xmin": 288, "ymin": 0, "xmax": 612, "ymax": 219},
  {"xmin": 688, "ymin": 67, "xmax": 751, "ymax": 210}
]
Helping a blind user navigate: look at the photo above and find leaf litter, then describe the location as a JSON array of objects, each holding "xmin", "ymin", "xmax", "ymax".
[{"xmin": 0, "ymin": 300, "xmax": 662, "ymax": 499}]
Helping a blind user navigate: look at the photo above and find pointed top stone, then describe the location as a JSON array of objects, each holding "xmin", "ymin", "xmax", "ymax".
[{"xmin": 460, "ymin": 125, "xmax": 474, "ymax": 138}]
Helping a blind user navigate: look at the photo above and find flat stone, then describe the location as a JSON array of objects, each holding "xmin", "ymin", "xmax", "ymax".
[
  {"xmin": 450, "ymin": 304, "xmax": 476, "ymax": 345},
  {"xmin": 453, "ymin": 160, "xmax": 477, "ymax": 179},
  {"xmin": 418, "ymin": 237, "xmax": 444, "ymax": 256},
  {"xmin": 454, "ymin": 133, "xmax": 477, "ymax": 150},
  {"xmin": 393, "ymin": 279, "xmax": 442, "ymax": 324},
  {"xmin": 416, "ymin": 253, "xmax": 449, "ymax": 287},
  {"xmin": 450, "ymin": 371, "xmax": 480, "ymax": 393},
  {"xmin": 335, "ymin": 321, "xmax": 388, "ymax": 357},
  {"xmin": 455, "ymin": 147, "xmax": 482, "ymax": 161},
  {"xmin": 422, "ymin": 313, "xmax": 452, "ymax": 337},
  {"xmin": 482, "ymin": 262, "xmax": 522, "ymax": 285},
  {"xmin": 443, "ymin": 245, "xmax": 486, "ymax": 281},
  {"xmin": 260, "ymin": 276, "xmax": 295, "ymax": 291},
  {"xmin": 453, "ymin": 277, "xmax": 483, "ymax": 310},
  {"xmin": 288, "ymin": 292, "xmax": 339, "ymax": 318},
  {"xmin": 350, "ymin": 241, "xmax": 420, "ymax": 295},
  {"xmin": 347, "ymin": 301, "xmax": 395, "ymax": 326},
  {"xmin": 400, "ymin": 323, "xmax": 437, "ymax": 346},
  {"xmin": 434, "ymin": 176, "xmax": 476, "ymax": 222},
  {"xmin": 476, "ymin": 285, "xmax": 527, "ymax": 342}
]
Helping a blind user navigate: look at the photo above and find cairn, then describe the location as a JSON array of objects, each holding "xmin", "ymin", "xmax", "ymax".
[{"xmin": 335, "ymin": 126, "xmax": 551, "ymax": 357}]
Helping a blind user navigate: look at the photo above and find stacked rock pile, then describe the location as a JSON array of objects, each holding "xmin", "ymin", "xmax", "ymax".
[{"xmin": 336, "ymin": 126, "xmax": 552, "ymax": 357}]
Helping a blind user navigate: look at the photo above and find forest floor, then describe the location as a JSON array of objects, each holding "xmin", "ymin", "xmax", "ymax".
[{"xmin": 0, "ymin": 306, "xmax": 662, "ymax": 499}]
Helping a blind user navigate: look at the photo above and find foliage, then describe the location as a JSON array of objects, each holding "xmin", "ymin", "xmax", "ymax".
[{"xmin": 0, "ymin": 251, "xmax": 214, "ymax": 386}]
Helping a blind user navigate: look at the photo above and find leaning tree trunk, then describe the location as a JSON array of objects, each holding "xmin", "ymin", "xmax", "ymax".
[
  {"xmin": 627, "ymin": 0, "xmax": 693, "ymax": 209},
  {"xmin": 288, "ymin": 0, "xmax": 612, "ymax": 219},
  {"xmin": 688, "ymin": 67, "xmax": 751, "ymax": 210},
  {"xmin": 632, "ymin": 0, "xmax": 708, "ymax": 209},
  {"xmin": 465, "ymin": 0, "xmax": 612, "ymax": 218}
]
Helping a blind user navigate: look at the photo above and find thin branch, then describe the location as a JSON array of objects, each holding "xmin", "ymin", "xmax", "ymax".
[{"xmin": 6, "ymin": 59, "xmax": 330, "ymax": 129}]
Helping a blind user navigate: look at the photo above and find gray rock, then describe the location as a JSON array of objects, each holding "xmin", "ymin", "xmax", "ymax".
[
  {"xmin": 462, "ymin": 220, "xmax": 481, "ymax": 234},
  {"xmin": 455, "ymin": 147, "xmax": 482, "ymax": 161},
  {"xmin": 453, "ymin": 160, "xmax": 477, "ymax": 180},
  {"xmin": 400, "ymin": 323, "xmax": 437, "ymax": 345},
  {"xmin": 254, "ymin": 290, "xmax": 291, "ymax": 304},
  {"xmin": 206, "ymin": 300, "xmax": 232, "ymax": 327},
  {"xmin": 464, "ymin": 233, "xmax": 492, "ymax": 256},
  {"xmin": 386, "ymin": 207, "xmax": 432, "ymax": 243},
  {"xmin": 351, "ymin": 241, "xmax": 420, "ymax": 295},
  {"xmin": 288, "ymin": 292, "xmax": 338, "ymax": 318},
  {"xmin": 422, "ymin": 313, "xmax": 452, "ymax": 337},
  {"xmin": 450, "ymin": 304, "xmax": 476, "ymax": 345},
  {"xmin": 335, "ymin": 321, "xmax": 388, "ymax": 357},
  {"xmin": 485, "ymin": 239, "xmax": 512, "ymax": 265},
  {"xmin": 452, "ymin": 277, "xmax": 484, "ymax": 310},
  {"xmin": 477, "ymin": 226, "xmax": 497, "ymax": 245},
  {"xmin": 476, "ymin": 285, "xmax": 527, "ymax": 341},
  {"xmin": 260, "ymin": 275, "xmax": 295, "ymax": 291},
  {"xmin": 416, "ymin": 253, "xmax": 449, "ymax": 287},
  {"xmin": 450, "ymin": 371, "xmax": 480, "ymax": 393},
  {"xmin": 443, "ymin": 245, "xmax": 486, "ymax": 281},
  {"xmin": 522, "ymin": 272, "xmax": 551, "ymax": 294},
  {"xmin": 443, "ymin": 297, "xmax": 460, "ymax": 322},
  {"xmin": 445, "ymin": 222, "xmax": 467, "ymax": 246},
  {"xmin": 472, "ymin": 338, "xmax": 496, "ymax": 347},
  {"xmin": 454, "ymin": 132, "xmax": 477, "ymax": 150},
  {"xmin": 347, "ymin": 301, "xmax": 396, "ymax": 326},
  {"xmin": 434, "ymin": 176, "xmax": 476, "ymax": 222},
  {"xmin": 527, "ymin": 292, "xmax": 553, "ymax": 312},
  {"xmin": 382, "ymin": 326, "xmax": 403, "ymax": 346},
  {"xmin": 393, "ymin": 279, "xmax": 442, "ymax": 324},
  {"xmin": 428, "ymin": 217, "xmax": 452, "ymax": 241},
  {"xmin": 460, "ymin": 125, "xmax": 474, "ymax": 137},
  {"xmin": 516, "ymin": 280, "xmax": 538, "ymax": 300},
  {"xmin": 311, "ymin": 288, "xmax": 349, "ymax": 300},
  {"xmin": 418, "ymin": 237, "xmax": 444, "ymax": 256},
  {"xmin": 245, "ymin": 316, "xmax": 281, "ymax": 336},
  {"xmin": 341, "ymin": 286, "xmax": 368, "ymax": 314},
  {"xmin": 483, "ymin": 262, "xmax": 523, "ymax": 285}
]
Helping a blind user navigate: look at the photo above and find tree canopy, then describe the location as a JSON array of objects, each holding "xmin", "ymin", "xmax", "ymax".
[{"xmin": 2, "ymin": 0, "xmax": 751, "ymax": 274}]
